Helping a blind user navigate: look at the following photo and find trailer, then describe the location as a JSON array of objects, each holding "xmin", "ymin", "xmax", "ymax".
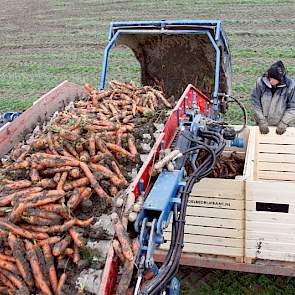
[{"xmin": 1, "ymin": 20, "xmax": 295, "ymax": 295}]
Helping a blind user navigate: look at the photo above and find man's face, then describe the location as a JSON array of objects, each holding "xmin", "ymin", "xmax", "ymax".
[{"xmin": 269, "ymin": 77, "xmax": 280, "ymax": 86}]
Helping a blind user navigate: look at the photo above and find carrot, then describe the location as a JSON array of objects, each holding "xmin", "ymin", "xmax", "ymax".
[
  {"xmin": 53, "ymin": 172, "xmax": 61, "ymax": 184},
  {"xmin": 128, "ymin": 137, "xmax": 138, "ymax": 156},
  {"xmin": 57, "ymin": 172, "xmax": 68, "ymax": 191},
  {"xmin": 56, "ymin": 273, "xmax": 66, "ymax": 295},
  {"xmin": 75, "ymin": 141, "xmax": 84, "ymax": 153},
  {"xmin": 0, "ymin": 259, "xmax": 19, "ymax": 274},
  {"xmin": 91, "ymin": 152, "xmax": 104, "ymax": 163},
  {"xmin": 25, "ymin": 241, "xmax": 52, "ymax": 295},
  {"xmin": 110, "ymin": 186, "xmax": 118, "ymax": 197},
  {"xmin": 0, "ymin": 255, "xmax": 15, "ymax": 264},
  {"xmin": 63, "ymin": 177, "xmax": 89, "ymax": 191},
  {"xmin": 17, "ymin": 145, "xmax": 31, "ymax": 162},
  {"xmin": 52, "ymin": 126, "xmax": 80, "ymax": 142},
  {"xmin": 90, "ymin": 163, "xmax": 123, "ymax": 187},
  {"xmin": 74, "ymin": 217, "xmax": 94, "ymax": 227},
  {"xmin": 105, "ymin": 143, "xmax": 135, "ymax": 159},
  {"xmin": 112, "ymin": 239, "xmax": 125, "ymax": 263},
  {"xmin": 24, "ymin": 208, "xmax": 62, "ymax": 220},
  {"xmin": 68, "ymin": 227, "xmax": 85, "ymax": 248},
  {"xmin": 20, "ymin": 189, "xmax": 65, "ymax": 204},
  {"xmin": 19, "ymin": 225, "xmax": 49, "ymax": 234},
  {"xmin": 0, "ymin": 220, "xmax": 49, "ymax": 240},
  {"xmin": 79, "ymin": 162, "xmax": 111, "ymax": 202},
  {"xmin": 111, "ymin": 161, "xmax": 129, "ymax": 186},
  {"xmin": 40, "ymin": 178, "xmax": 57, "ymax": 189},
  {"xmin": 0, "ymin": 187, "xmax": 43, "ymax": 207},
  {"xmin": 46, "ymin": 219, "xmax": 77, "ymax": 234},
  {"xmin": 30, "ymin": 168, "xmax": 41, "ymax": 183},
  {"xmin": 0, "ymin": 269, "xmax": 29, "ymax": 295},
  {"xmin": 32, "ymin": 137, "xmax": 47, "ymax": 150},
  {"xmin": 150, "ymin": 88, "xmax": 172, "ymax": 108},
  {"xmin": 0, "ymin": 272, "xmax": 13, "ymax": 289},
  {"xmin": 47, "ymin": 132, "xmax": 59, "ymax": 155},
  {"xmin": 42, "ymin": 244, "xmax": 58, "ymax": 294},
  {"xmin": 9, "ymin": 202, "xmax": 28, "ymax": 223},
  {"xmin": 64, "ymin": 248, "xmax": 74, "ymax": 256},
  {"xmin": 63, "ymin": 142, "xmax": 79, "ymax": 158},
  {"xmin": 52, "ymin": 235, "xmax": 71, "ymax": 257},
  {"xmin": 41, "ymin": 166, "xmax": 73, "ymax": 176},
  {"xmin": 79, "ymin": 151, "xmax": 90, "ymax": 162},
  {"xmin": 67, "ymin": 188, "xmax": 82, "ymax": 210},
  {"xmin": 111, "ymin": 213, "xmax": 134, "ymax": 262},
  {"xmin": 8, "ymin": 234, "xmax": 33, "ymax": 290},
  {"xmin": 88, "ymin": 133, "xmax": 96, "ymax": 157},
  {"xmin": 80, "ymin": 187, "xmax": 92, "ymax": 200},
  {"xmin": 3, "ymin": 180, "xmax": 32, "ymax": 191},
  {"xmin": 40, "ymin": 204, "xmax": 70, "ymax": 219},
  {"xmin": 73, "ymin": 245, "xmax": 80, "ymax": 264},
  {"xmin": 84, "ymin": 83, "xmax": 94, "ymax": 94},
  {"xmin": 23, "ymin": 216, "xmax": 61, "ymax": 226},
  {"xmin": 69, "ymin": 168, "xmax": 81, "ymax": 179},
  {"xmin": 37, "ymin": 236, "xmax": 62, "ymax": 247},
  {"xmin": 7, "ymin": 160, "xmax": 30, "ymax": 170}
]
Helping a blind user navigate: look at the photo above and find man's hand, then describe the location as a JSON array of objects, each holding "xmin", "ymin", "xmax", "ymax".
[
  {"xmin": 276, "ymin": 121, "xmax": 287, "ymax": 135},
  {"xmin": 259, "ymin": 121, "xmax": 269, "ymax": 134}
]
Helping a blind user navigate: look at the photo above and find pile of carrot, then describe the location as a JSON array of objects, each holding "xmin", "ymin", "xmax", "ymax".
[{"xmin": 0, "ymin": 81, "xmax": 172, "ymax": 294}]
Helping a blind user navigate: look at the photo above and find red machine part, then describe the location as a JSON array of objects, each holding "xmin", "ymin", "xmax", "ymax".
[{"xmin": 99, "ymin": 84, "xmax": 211, "ymax": 295}]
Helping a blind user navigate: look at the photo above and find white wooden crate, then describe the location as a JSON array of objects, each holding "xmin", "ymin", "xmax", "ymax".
[
  {"xmin": 160, "ymin": 127, "xmax": 250, "ymax": 261},
  {"xmin": 245, "ymin": 126, "xmax": 295, "ymax": 263}
]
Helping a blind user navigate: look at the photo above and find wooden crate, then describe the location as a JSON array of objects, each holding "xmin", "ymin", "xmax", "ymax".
[
  {"xmin": 245, "ymin": 126, "xmax": 295, "ymax": 263},
  {"xmin": 160, "ymin": 127, "xmax": 251, "ymax": 262}
]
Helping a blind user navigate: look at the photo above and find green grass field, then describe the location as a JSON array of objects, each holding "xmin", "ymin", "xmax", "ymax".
[{"xmin": 1, "ymin": 0, "xmax": 295, "ymax": 294}]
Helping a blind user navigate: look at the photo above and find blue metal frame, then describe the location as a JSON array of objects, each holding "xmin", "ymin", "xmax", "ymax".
[{"xmin": 99, "ymin": 20, "xmax": 229, "ymax": 114}]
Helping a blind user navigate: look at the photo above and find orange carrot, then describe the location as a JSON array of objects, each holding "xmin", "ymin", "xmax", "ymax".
[
  {"xmin": 0, "ymin": 273, "xmax": 14, "ymax": 289},
  {"xmin": 73, "ymin": 245, "xmax": 80, "ymax": 264},
  {"xmin": 111, "ymin": 161, "xmax": 129, "ymax": 186},
  {"xmin": 47, "ymin": 132, "xmax": 59, "ymax": 155},
  {"xmin": 23, "ymin": 215, "xmax": 61, "ymax": 226},
  {"xmin": 53, "ymin": 127, "xmax": 80, "ymax": 142},
  {"xmin": 90, "ymin": 163, "xmax": 123, "ymax": 187},
  {"xmin": 40, "ymin": 204, "xmax": 70, "ymax": 219},
  {"xmin": 128, "ymin": 137, "xmax": 138, "ymax": 156},
  {"xmin": 63, "ymin": 177, "xmax": 89, "ymax": 191},
  {"xmin": 79, "ymin": 162, "xmax": 111, "ymax": 202},
  {"xmin": 0, "ymin": 220, "xmax": 49, "ymax": 240},
  {"xmin": 0, "ymin": 187, "xmax": 43, "ymax": 207},
  {"xmin": 57, "ymin": 172, "xmax": 68, "ymax": 191},
  {"xmin": 68, "ymin": 227, "xmax": 85, "ymax": 248},
  {"xmin": 0, "ymin": 255, "xmax": 15, "ymax": 264},
  {"xmin": 25, "ymin": 241, "xmax": 52, "ymax": 295},
  {"xmin": 24, "ymin": 208, "xmax": 62, "ymax": 220},
  {"xmin": 84, "ymin": 83, "xmax": 94, "ymax": 94},
  {"xmin": 41, "ymin": 166, "xmax": 73, "ymax": 176},
  {"xmin": 53, "ymin": 172, "xmax": 61, "ymax": 184},
  {"xmin": 7, "ymin": 160, "xmax": 30, "ymax": 170},
  {"xmin": 79, "ymin": 151, "xmax": 90, "ymax": 162},
  {"xmin": 91, "ymin": 152, "xmax": 105, "ymax": 163},
  {"xmin": 42, "ymin": 244, "xmax": 58, "ymax": 294},
  {"xmin": 69, "ymin": 168, "xmax": 81, "ymax": 179},
  {"xmin": 75, "ymin": 141, "xmax": 84, "ymax": 153},
  {"xmin": 30, "ymin": 169, "xmax": 41, "ymax": 183},
  {"xmin": 111, "ymin": 213, "xmax": 134, "ymax": 262},
  {"xmin": 64, "ymin": 142, "xmax": 79, "ymax": 158},
  {"xmin": 52, "ymin": 235, "xmax": 71, "ymax": 257},
  {"xmin": 8, "ymin": 234, "xmax": 33, "ymax": 290},
  {"xmin": 88, "ymin": 133, "xmax": 96, "ymax": 157},
  {"xmin": 56, "ymin": 273, "xmax": 66, "ymax": 295},
  {"xmin": 40, "ymin": 178, "xmax": 57, "ymax": 189},
  {"xmin": 3, "ymin": 180, "xmax": 32, "ymax": 191},
  {"xmin": 37, "ymin": 236, "xmax": 62, "ymax": 247},
  {"xmin": 67, "ymin": 188, "xmax": 82, "ymax": 210},
  {"xmin": 105, "ymin": 143, "xmax": 135, "ymax": 160},
  {"xmin": 0, "ymin": 269, "xmax": 30, "ymax": 295}
]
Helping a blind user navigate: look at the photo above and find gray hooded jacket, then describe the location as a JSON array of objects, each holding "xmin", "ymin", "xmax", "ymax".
[{"xmin": 251, "ymin": 75, "xmax": 295, "ymax": 126}]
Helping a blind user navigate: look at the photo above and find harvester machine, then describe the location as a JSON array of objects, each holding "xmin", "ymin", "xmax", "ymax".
[{"xmin": 99, "ymin": 20, "xmax": 246, "ymax": 295}]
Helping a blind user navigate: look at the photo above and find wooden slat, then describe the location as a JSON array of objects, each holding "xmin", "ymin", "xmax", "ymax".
[
  {"xmin": 258, "ymin": 153, "xmax": 295, "ymax": 163},
  {"xmin": 257, "ymin": 171, "xmax": 295, "ymax": 181},
  {"xmin": 259, "ymin": 136, "xmax": 295, "ymax": 145},
  {"xmin": 185, "ymin": 216, "xmax": 243, "ymax": 229},
  {"xmin": 246, "ymin": 211, "xmax": 295, "ymax": 224},
  {"xmin": 0, "ymin": 81, "xmax": 84, "ymax": 157},
  {"xmin": 190, "ymin": 178, "xmax": 244, "ymax": 199},
  {"xmin": 164, "ymin": 232, "xmax": 243, "ymax": 247},
  {"xmin": 258, "ymin": 143, "xmax": 295, "ymax": 154},
  {"xmin": 246, "ymin": 240, "xmax": 295, "ymax": 252},
  {"xmin": 166, "ymin": 224, "xmax": 244, "ymax": 238},
  {"xmin": 257, "ymin": 162, "xmax": 295, "ymax": 173},
  {"xmin": 246, "ymin": 220, "xmax": 295, "ymax": 233},
  {"xmin": 186, "ymin": 207, "xmax": 244, "ymax": 220},
  {"xmin": 161, "ymin": 241, "xmax": 243, "ymax": 256},
  {"xmin": 246, "ymin": 231, "xmax": 295, "ymax": 243},
  {"xmin": 246, "ymin": 180, "xmax": 295, "ymax": 201},
  {"xmin": 188, "ymin": 196, "xmax": 244, "ymax": 210},
  {"xmin": 245, "ymin": 249, "xmax": 295, "ymax": 262}
]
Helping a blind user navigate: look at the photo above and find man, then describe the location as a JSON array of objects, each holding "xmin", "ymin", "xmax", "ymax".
[{"xmin": 251, "ymin": 60, "xmax": 295, "ymax": 134}]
